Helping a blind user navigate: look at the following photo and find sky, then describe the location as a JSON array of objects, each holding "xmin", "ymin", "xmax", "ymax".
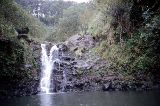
[{"xmin": 63, "ymin": 0, "xmax": 90, "ymax": 3}]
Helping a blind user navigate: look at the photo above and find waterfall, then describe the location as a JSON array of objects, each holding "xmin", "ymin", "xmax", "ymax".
[
  {"xmin": 62, "ymin": 69, "xmax": 67, "ymax": 92},
  {"xmin": 40, "ymin": 44, "xmax": 59, "ymax": 93}
]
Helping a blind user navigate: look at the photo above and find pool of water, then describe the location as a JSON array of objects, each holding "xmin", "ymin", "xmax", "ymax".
[{"xmin": 1, "ymin": 91, "xmax": 160, "ymax": 106}]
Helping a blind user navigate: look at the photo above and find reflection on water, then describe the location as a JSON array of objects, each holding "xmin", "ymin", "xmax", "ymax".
[
  {"xmin": 1, "ymin": 91, "xmax": 160, "ymax": 106},
  {"xmin": 40, "ymin": 93, "xmax": 52, "ymax": 106}
]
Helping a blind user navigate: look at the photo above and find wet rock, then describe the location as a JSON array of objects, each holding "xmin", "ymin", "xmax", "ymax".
[
  {"xmin": 61, "ymin": 56, "xmax": 75, "ymax": 61},
  {"xmin": 74, "ymin": 60, "xmax": 90, "ymax": 69},
  {"xmin": 58, "ymin": 43, "xmax": 69, "ymax": 52},
  {"xmin": 25, "ymin": 64, "xmax": 32, "ymax": 69},
  {"xmin": 102, "ymin": 82, "xmax": 112, "ymax": 91},
  {"xmin": 74, "ymin": 83, "xmax": 84, "ymax": 90}
]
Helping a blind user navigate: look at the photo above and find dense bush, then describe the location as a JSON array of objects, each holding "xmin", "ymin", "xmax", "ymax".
[{"xmin": 89, "ymin": 0, "xmax": 160, "ymax": 79}]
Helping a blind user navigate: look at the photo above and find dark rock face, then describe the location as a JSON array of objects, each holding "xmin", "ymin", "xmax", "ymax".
[
  {"xmin": 49, "ymin": 37, "xmax": 113, "ymax": 92},
  {"xmin": 50, "ymin": 35, "xmax": 160, "ymax": 93},
  {"xmin": 102, "ymin": 82, "xmax": 112, "ymax": 91}
]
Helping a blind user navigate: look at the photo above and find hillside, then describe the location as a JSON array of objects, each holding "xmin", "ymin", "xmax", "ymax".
[
  {"xmin": 88, "ymin": 0, "xmax": 160, "ymax": 81},
  {"xmin": 0, "ymin": 0, "xmax": 46, "ymax": 39},
  {"xmin": 0, "ymin": 0, "xmax": 45, "ymax": 97}
]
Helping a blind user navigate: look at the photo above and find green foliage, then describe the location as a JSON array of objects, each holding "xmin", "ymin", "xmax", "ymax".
[
  {"xmin": 0, "ymin": 37, "xmax": 25, "ymax": 78},
  {"xmin": 0, "ymin": 0, "xmax": 41, "ymax": 90},
  {"xmin": 89, "ymin": 0, "xmax": 160, "ymax": 79},
  {"xmin": 0, "ymin": 0, "xmax": 46, "ymax": 39},
  {"xmin": 46, "ymin": 4, "xmax": 88, "ymax": 42},
  {"xmin": 88, "ymin": 11, "xmax": 104, "ymax": 36},
  {"xmin": 0, "ymin": 37, "xmax": 38, "ymax": 81}
]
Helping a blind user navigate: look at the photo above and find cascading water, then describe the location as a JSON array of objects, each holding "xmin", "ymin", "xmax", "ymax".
[
  {"xmin": 40, "ymin": 44, "xmax": 59, "ymax": 93},
  {"xmin": 62, "ymin": 69, "xmax": 67, "ymax": 92}
]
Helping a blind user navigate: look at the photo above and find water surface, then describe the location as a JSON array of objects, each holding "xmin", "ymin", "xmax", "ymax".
[{"xmin": 1, "ymin": 91, "xmax": 160, "ymax": 106}]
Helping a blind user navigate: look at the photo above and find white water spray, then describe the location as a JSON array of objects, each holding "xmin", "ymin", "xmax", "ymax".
[
  {"xmin": 40, "ymin": 44, "xmax": 59, "ymax": 93},
  {"xmin": 62, "ymin": 69, "xmax": 67, "ymax": 92}
]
